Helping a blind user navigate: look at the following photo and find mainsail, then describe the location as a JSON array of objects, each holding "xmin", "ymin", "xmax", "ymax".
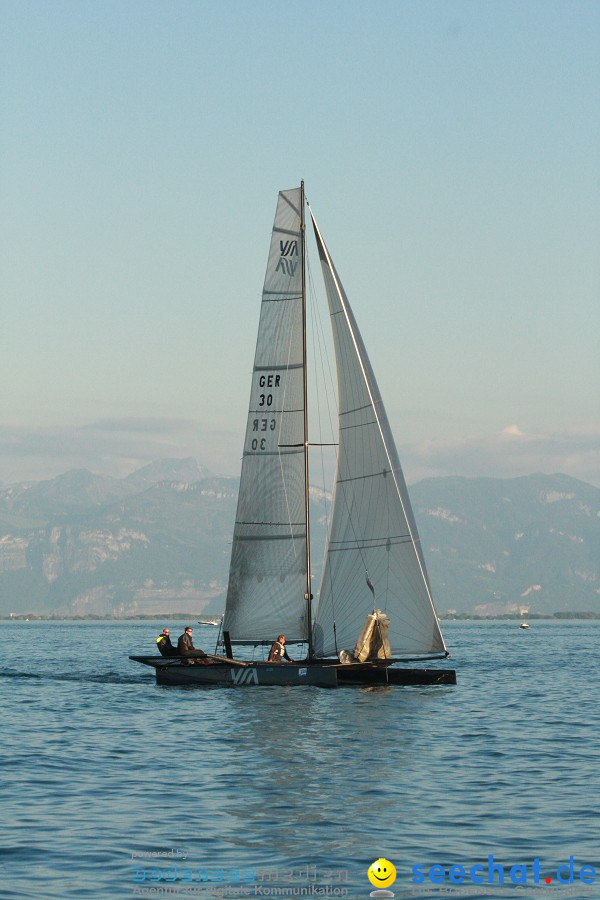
[
  {"xmin": 310, "ymin": 211, "xmax": 446, "ymax": 657},
  {"xmin": 223, "ymin": 188, "xmax": 309, "ymax": 643}
]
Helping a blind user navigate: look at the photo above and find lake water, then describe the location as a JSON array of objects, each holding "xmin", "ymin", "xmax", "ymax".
[{"xmin": 1, "ymin": 620, "xmax": 598, "ymax": 900}]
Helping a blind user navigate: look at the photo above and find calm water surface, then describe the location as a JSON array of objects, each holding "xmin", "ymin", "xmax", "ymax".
[{"xmin": 0, "ymin": 621, "xmax": 598, "ymax": 900}]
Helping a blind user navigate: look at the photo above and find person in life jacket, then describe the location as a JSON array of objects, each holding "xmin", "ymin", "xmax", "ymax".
[
  {"xmin": 177, "ymin": 627, "xmax": 210, "ymax": 665},
  {"xmin": 268, "ymin": 634, "xmax": 293, "ymax": 663},
  {"xmin": 156, "ymin": 628, "xmax": 178, "ymax": 657}
]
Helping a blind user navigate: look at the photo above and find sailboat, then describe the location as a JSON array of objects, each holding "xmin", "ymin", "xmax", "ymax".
[{"xmin": 130, "ymin": 184, "xmax": 456, "ymax": 688}]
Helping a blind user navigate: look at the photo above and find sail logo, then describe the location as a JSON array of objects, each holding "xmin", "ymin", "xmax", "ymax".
[
  {"xmin": 275, "ymin": 239, "xmax": 298, "ymax": 277},
  {"xmin": 230, "ymin": 668, "xmax": 259, "ymax": 686}
]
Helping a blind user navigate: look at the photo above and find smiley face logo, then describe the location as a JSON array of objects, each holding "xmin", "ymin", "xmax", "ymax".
[{"xmin": 367, "ymin": 858, "xmax": 396, "ymax": 888}]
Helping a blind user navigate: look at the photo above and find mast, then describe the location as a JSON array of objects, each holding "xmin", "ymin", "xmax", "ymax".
[{"xmin": 300, "ymin": 180, "xmax": 314, "ymax": 658}]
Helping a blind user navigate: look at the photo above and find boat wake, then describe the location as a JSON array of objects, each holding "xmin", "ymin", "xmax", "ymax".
[{"xmin": 0, "ymin": 670, "xmax": 149, "ymax": 685}]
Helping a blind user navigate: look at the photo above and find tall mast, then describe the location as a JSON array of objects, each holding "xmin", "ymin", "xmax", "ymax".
[{"xmin": 300, "ymin": 180, "xmax": 313, "ymax": 658}]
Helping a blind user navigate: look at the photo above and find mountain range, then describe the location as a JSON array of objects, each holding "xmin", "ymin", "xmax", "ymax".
[{"xmin": 0, "ymin": 459, "xmax": 598, "ymax": 617}]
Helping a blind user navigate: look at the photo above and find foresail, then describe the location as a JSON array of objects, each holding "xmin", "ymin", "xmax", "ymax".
[
  {"xmin": 223, "ymin": 188, "xmax": 308, "ymax": 643},
  {"xmin": 310, "ymin": 212, "xmax": 446, "ymax": 657}
]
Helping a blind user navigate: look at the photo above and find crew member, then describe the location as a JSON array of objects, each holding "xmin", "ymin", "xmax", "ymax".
[
  {"xmin": 177, "ymin": 627, "xmax": 210, "ymax": 665},
  {"xmin": 156, "ymin": 628, "xmax": 178, "ymax": 657},
  {"xmin": 268, "ymin": 634, "xmax": 293, "ymax": 663}
]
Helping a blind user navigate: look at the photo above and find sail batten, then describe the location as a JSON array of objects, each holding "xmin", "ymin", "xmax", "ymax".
[
  {"xmin": 242, "ymin": 450, "xmax": 303, "ymax": 459},
  {"xmin": 235, "ymin": 535, "xmax": 306, "ymax": 539},
  {"xmin": 254, "ymin": 363, "xmax": 304, "ymax": 371}
]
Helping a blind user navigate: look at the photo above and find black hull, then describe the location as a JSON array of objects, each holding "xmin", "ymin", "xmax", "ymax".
[
  {"xmin": 130, "ymin": 658, "xmax": 338, "ymax": 687},
  {"xmin": 335, "ymin": 664, "xmax": 457, "ymax": 686},
  {"xmin": 129, "ymin": 656, "xmax": 456, "ymax": 688}
]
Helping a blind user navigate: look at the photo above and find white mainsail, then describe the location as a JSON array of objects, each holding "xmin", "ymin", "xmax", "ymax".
[
  {"xmin": 223, "ymin": 188, "xmax": 309, "ymax": 643},
  {"xmin": 310, "ymin": 210, "xmax": 447, "ymax": 657}
]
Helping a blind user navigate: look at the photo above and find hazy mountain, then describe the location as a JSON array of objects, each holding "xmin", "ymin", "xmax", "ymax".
[
  {"xmin": 0, "ymin": 469, "xmax": 134, "ymax": 522},
  {"xmin": 0, "ymin": 463, "xmax": 239, "ymax": 617},
  {"xmin": 0, "ymin": 463, "xmax": 597, "ymax": 617},
  {"xmin": 411, "ymin": 474, "xmax": 599, "ymax": 615},
  {"xmin": 124, "ymin": 457, "xmax": 210, "ymax": 490}
]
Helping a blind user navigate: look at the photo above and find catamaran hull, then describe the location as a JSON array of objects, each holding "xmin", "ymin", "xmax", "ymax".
[
  {"xmin": 157, "ymin": 663, "xmax": 339, "ymax": 687},
  {"xmin": 335, "ymin": 664, "xmax": 457, "ymax": 686},
  {"xmin": 130, "ymin": 658, "xmax": 338, "ymax": 687},
  {"xmin": 129, "ymin": 657, "xmax": 455, "ymax": 687}
]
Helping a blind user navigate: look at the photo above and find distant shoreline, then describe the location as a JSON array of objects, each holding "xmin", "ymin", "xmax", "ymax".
[
  {"xmin": 1, "ymin": 613, "xmax": 223, "ymax": 623},
  {"xmin": 2, "ymin": 612, "xmax": 599, "ymax": 622},
  {"xmin": 441, "ymin": 612, "xmax": 600, "ymax": 621}
]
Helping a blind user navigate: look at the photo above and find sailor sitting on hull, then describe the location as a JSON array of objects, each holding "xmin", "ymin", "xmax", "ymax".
[
  {"xmin": 177, "ymin": 627, "xmax": 211, "ymax": 665},
  {"xmin": 268, "ymin": 634, "xmax": 294, "ymax": 663},
  {"xmin": 156, "ymin": 628, "xmax": 178, "ymax": 657}
]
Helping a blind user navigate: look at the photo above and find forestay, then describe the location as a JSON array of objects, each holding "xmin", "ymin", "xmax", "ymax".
[
  {"xmin": 223, "ymin": 188, "xmax": 309, "ymax": 643},
  {"xmin": 310, "ymin": 212, "xmax": 446, "ymax": 657}
]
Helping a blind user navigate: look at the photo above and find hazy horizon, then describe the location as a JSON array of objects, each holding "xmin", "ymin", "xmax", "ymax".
[{"xmin": 1, "ymin": 417, "xmax": 599, "ymax": 489}]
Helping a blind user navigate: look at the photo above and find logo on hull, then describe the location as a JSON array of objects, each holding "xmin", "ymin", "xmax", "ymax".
[{"xmin": 230, "ymin": 667, "xmax": 259, "ymax": 686}]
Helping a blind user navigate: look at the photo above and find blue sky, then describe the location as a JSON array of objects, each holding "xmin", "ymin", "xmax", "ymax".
[{"xmin": 1, "ymin": 0, "xmax": 599, "ymax": 485}]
